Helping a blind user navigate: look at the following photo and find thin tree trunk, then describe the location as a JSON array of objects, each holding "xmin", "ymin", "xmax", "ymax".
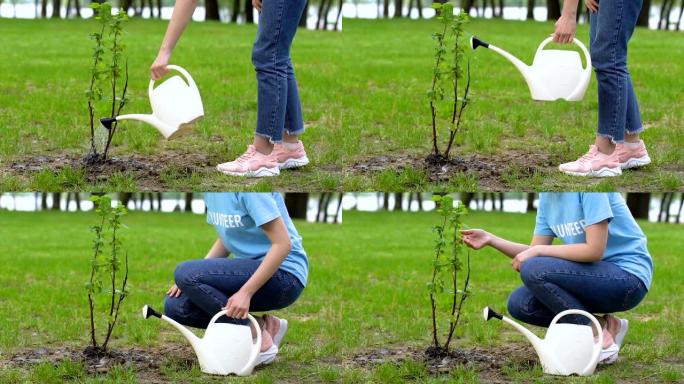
[
  {"xmin": 637, "ymin": 0, "xmax": 651, "ymax": 27},
  {"xmin": 299, "ymin": 0, "xmax": 309, "ymax": 26},
  {"xmin": 626, "ymin": 193, "xmax": 651, "ymax": 219},
  {"xmin": 416, "ymin": 0, "xmax": 422, "ymax": 17},
  {"xmin": 659, "ymin": 193, "xmax": 674, "ymax": 222},
  {"xmin": 51, "ymin": 0, "xmax": 61, "ymax": 18},
  {"xmin": 461, "ymin": 193, "xmax": 474, "ymax": 209},
  {"xmin": 333, "ymin": 194, "xmax": 343, "ymax": 224},
  {"xmin": 675, "ymin": 193, "xmax": 684, "ymax": 223},
  {"xmin": 184, "ymin": 193, "xmax": 193, "ymax": 212},
  {"xmin": 394, "ymin": 0, "xmax": 403, "ymax": 17},
  {"xmin": 382, "ymin": 193, "xmax": 390, "ymax": 210},
  {"xmin": 546, "ymin": 0, "xmax": 561, "ymax": 20},
  {"xmin": 333, "ymin": 0, "xmax": 343, "ymax": 30},
  {"xmin": 526, "ymin": 193, "xmax": 536, "ymax": 212},
  {"xmin": 316, "ymin": 193, "xmax": 329, "ymax": 222},
  {"xmin": 205, "ymin": 0, "xmax": 220, "ymax": 21},
  {"xmin": 232, "ymin": 0, "xmax": 240, "ymax": 22},
  {"xmin": 394, "ymin": 193, "xmax": 403, "ymax": 211},
  {"xmin": 245, "ymin": 0, "xmax": 254, "ymax": 23},
  {"xmin": 51, "ymin": 193, "xmax": 61, "ymax": 210},
  {"xmin": 284, "ymin": 193, "xmax": 309, "ymax": 219},
  {"xmin": 383, "ymin": 0, "xmax": 389, "ymax": 18},
  {"xmin": 526, "ymin": 0, "xmax": 535, "ymax": 19}
]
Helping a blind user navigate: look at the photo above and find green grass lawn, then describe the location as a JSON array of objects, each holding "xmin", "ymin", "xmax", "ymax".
[
  {"xmin": 0, "ymin": 208, "xmax": 681, "ymax": 383},
  {"xmin": 0, "ymin": 17, "xmax": 682, "ymax": 191}
]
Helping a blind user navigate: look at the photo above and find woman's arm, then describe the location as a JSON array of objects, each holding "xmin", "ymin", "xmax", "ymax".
[
  {"xmin": 223, "ymin": 218, "xmax": 292, "ymax": 319},
  {"xmin": 205, "ymin": 238, "xmax": 229, "ymax": 259},
  {"xmin": 511, "ymin": 221, "xmax": 609, "ymax": 271},
  {"xmin": 150, "ymin": 0, "xmax": 197, "ymax": 80},
  {"xmin": 553, "ymin": 0, "xmax": 579, "ymax": 44},
  {"xmin": 461, "ymin": 229, "xmax": 553, "ymax": 259}
]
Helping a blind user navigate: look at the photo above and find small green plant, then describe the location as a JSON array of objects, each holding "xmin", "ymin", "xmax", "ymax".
[
  {"xmin": 427, "ymin": 3, "xmax": 471, "ymax": 160},
  {"xmin": 85, "ymin": 195, "xmax": 129, "ymax": 353},
  {"xmin": 427, "ymin": 194, "xmax": 471, "ymax": 352},
  {"xmin": 85, "ymin": 2, "xmax": 129, "ymax": 163}
]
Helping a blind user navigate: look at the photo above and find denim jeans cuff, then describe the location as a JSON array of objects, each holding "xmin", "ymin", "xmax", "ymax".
[
  {"xmin": 285, "ymin": 128, "xmax": 305, "ymax": 137},
  {"xmin": 596, "ymin": 132, "xmax": 623, "ymax": 144},
  {"xmin": 255, "ymin": 131, "xmax": 283, "ymax": 144},
  {"xmin": 626, "ymin": 126, "xmax": 645, "ymax": 135}
]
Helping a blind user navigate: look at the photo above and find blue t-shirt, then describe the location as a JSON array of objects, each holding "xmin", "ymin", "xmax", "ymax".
[
  {"xmin": 204, "ymin": 192, "xmax": 308, "ymax": 287},
  {"xmin": 534, "ymin": 192, "xmax": 653, "ymax": 290}
]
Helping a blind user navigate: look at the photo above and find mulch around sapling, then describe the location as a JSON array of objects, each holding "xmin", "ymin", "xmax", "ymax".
[
  {"xmin": 351, "ymin": 150, "xmax": 556, "ymax": 188},
  {"xmin": 4, "ymin": 345, "xmax": 196, "ymax": 382},
  {"xmin": 6, "ymin": 152, "xmax": 214, "ymax": 189},
  {"xmin": 350, "ymin": 344, "xmax": 538, "ymax": 382}
]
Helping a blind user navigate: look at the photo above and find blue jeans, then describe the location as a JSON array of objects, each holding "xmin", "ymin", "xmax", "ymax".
[
  {"xmin": 507, "ymin": 257, "xmax": 647, "ymax": 327},
  {"xmin": 252, "ymin": 0, "xmax": 307, "ymax": 143},
  {"xmin": 164, "ymin": 258, "xmax": 304, "ymax": 328},
  {"xmin": 589, "ymin": 0, "xmax": 644, "ymax": 143}
]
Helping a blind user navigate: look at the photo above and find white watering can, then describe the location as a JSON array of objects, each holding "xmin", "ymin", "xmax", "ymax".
[
  {"xmin": 100, "ymin": 65, "xmax": 204, "ymax": 139},
  {"xmin": 471, "ymin": 36, "xmax": 592, "ymax": 101},
  {"xmin": 142, "ymin": 305, "xmax": 261, "ymax": 376},
  {"xmin": 483, "ymin": 307, "xmax": 602, "ymax": 376}
]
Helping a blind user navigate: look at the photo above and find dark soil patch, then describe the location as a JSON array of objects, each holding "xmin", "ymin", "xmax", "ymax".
[
  {"xmin": 5, "ymin": 345, "xmax": 196, "ymax": 383},
  {"xmin": 7, "ymin": 152, "xmax": 214, "ymax": 190},
  {"xmin": 351, "ymin": 150, "xmax": 555, "ymax": 189},
  {"xmin": 351, "ymin": 344, "xmax": 537, "ymax": 382}
]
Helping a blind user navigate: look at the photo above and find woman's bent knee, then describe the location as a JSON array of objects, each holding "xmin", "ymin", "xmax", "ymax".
[{"xmin": 174, "ymin": 260, "xmax": 199, "ymax": 290}]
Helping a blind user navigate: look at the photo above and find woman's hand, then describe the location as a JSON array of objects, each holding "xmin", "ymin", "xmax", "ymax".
[
  {"xmin": 252, "ymin": 0, "xmax": 262, "ymax": 11},
  {"xmin": 224, "ymin": 289, "xmax": 253, "ymax": 319},
  {"xmin": 585, "ymin": 0, "xmax": 599, "ymax": 13},
  {"xmin": 512, "ymin": 246, "xmax": 541, "ymax": 272},
  {"xmin": 553, "ymin": 14, "xmax": 577, "ymax": 44},
  {"xmin": 167, "ymin": 284, "xmax": 182, "ymax": 297},
  {"xmin": 461, "ymin": 229, "xmax": 492, "ymax": 250},
  {"xmin": 150, "ymin": 50, "xmax": 171, "ymax": 81}
]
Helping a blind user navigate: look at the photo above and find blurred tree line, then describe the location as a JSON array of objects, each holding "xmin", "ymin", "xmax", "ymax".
[
  {"xmin": 14, "ymin": 0, "xmax": 343, "ymax": 31},
  {"xmin": 357, "ymin": 192, "xmax": 684, "ymax": 223},
  {"xmin": 0, "ymin": 192, "xmax": 344, "ymax": 223},
  {"xmin": 1, "ymin": 192, "xmax": 682, "ymax": 223},
  {"xmin": 368, "ymin": 0, "xmax": 684, "ymax": 30}
]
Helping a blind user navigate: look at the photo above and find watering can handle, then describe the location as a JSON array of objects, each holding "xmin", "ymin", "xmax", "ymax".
[
  {"xmin": 549, "ymin": 309, "xmax": 603, "ymax": 375},
  {"xmin": 535, "ymin": 37, "xmax": 592, "ymax": 70},
  {"xmin": 147, "ymin": 64, "xmax": 200, "ymax": 96},
  {"xmin": 207, "ymin": 311, "xmax": 262, "ymax": 375}
]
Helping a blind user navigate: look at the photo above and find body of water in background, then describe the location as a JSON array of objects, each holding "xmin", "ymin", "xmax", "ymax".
[
  {"xmin": 341, "ymin": 3, "xmax": 680, "ymax": 31},
  {"xmin": 340, "ymin": 193, "xmax": 682, "ymax": 224},
  {"xmin": 0, "ymin": 4, "xmax": 341, "ymax": 29},
  {"xmin": 1, "ymin": 193, "xmax": 681, "ymax": 224},
  {"xmin": 0, "ymin": 193, "xmax": 344, "ymax": 223}
]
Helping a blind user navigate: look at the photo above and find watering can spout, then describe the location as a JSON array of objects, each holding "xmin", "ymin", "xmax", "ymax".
[
  {"xmin": 482, "ymin": 307, "xmax": 548, "ymax": 357},
  {"xmin": 470, "ymin": 36, "xmax": 532, "ymax": 79},
  {"xmin": 142, "ymin": 305, "xmax": 203, "ymax": 348}
]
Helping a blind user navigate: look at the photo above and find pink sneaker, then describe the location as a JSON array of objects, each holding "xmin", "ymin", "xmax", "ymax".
[
  {"xmin": 216, "ymin": 145, "xmax": 280, "ymax": 177},
  {"xmin": 558, "ymin": 145, "xmax": 622, "ymax": 177},
  {"xmin": 263, "ymin": 314, "xmax": 288, "ymax": 348},
  {"xmin": 615, "ymin": 140, "xmax": 651, "ymax": 169},
  {"xmin": 272, "ymin": 141, "xmax": 310, "ymax": 170}
]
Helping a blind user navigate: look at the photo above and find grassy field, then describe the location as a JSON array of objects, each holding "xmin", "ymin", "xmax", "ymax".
[
  {"xmin": 0, "ymin": 17, "xmax": 682, "ymax": 191},
  {"xmin": 0, "ymin": 208, "xmax": 682, "ymax": 383}
]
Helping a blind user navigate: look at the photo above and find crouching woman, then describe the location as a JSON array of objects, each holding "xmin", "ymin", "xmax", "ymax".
[
  {"xmin": 461, "ymin": 192, "xmax": 652, "ymax": 364},
  {"xmin": 164, "ymin": 192, "xmax": 308, "ymax": 366}
]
